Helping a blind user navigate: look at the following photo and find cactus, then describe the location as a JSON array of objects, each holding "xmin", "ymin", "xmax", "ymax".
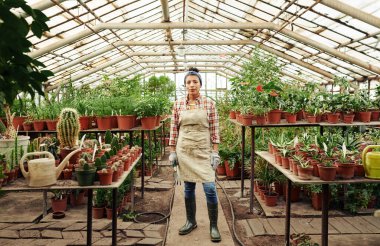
[
  {"xmin": 57, "ymin": 108, "xmax": 80, "ymax": 149},
  {"xmin": 105, "ymin": 130, "xmax": 112, "ymax": 144},
  {"xmin": 100, "ymin": 155, "xmax": 106, "ymax": 165},
  {"xmin": 0, "ymin": 120, "xmax": 6, "ymax": 134},
  {"xmin": 111, "ymin": 136, "xmax": 118, "ymax": 150}
]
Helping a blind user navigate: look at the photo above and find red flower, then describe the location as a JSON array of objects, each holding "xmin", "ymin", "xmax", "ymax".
[{"xmin": 256, "ymin": 84, "xmax": 263, "ymax": 92}]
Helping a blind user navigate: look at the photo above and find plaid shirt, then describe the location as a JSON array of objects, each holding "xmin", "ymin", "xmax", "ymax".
[{"xmin": 169, "ymin": 95, "xmax": 220, "ymax": 146}]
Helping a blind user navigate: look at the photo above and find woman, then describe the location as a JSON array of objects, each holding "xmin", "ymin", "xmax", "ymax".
[{"xmin": 169, "ymin": 67, "xmax": 221, "ymax": 242}]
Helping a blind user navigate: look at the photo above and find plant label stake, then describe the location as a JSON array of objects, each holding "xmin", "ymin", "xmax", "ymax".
[
  {"xmin": 92, "ymin": 144, "xmax": 97, "ymax": 162},
  {"xmin": 79, "ymin": 134, "xmax": 86, "ymax": 150},
  {"xmin": 99, "ymin": 136, "xmax": 102, "ymax": 149}
]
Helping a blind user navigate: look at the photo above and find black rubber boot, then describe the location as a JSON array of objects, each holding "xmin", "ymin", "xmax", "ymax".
[
  {"xmin": 207, "ymin": 203, "xmax": 221, "ymax": 242},
  {"xmin": 179, "ymin": 197, "xmax": 197, "ymax": 235}
]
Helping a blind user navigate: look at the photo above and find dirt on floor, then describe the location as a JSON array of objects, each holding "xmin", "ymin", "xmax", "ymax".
[{"xmin": 128, "ymin": 166, "xmax": 175, "ymax": 225}]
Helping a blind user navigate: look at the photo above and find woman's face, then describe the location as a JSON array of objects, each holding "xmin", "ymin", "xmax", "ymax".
[{"xmin": 185, "ymin": 75, "xmax": 201, "ymax": 97}]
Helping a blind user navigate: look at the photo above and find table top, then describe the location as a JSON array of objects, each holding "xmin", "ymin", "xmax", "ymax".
[
  {"xmin": 229, "ymin": 119, "xmax": 380, "ymax": 128},
  {"xmin": 256, "ymin": 151, "xmax": 380, "ymax": 185},
  {"xmin": 1, "ymin": 154, "xmax": 141, "ymax": 191}
]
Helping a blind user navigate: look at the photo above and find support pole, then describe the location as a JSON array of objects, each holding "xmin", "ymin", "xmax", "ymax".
[
  {"xmin": 241, "ymin": 126, "xmax": 246, "ymax": 198},
  {"xmin": 112, "ymin": 188, "xmax": 117, "ymax": 246},
  {"xmin": 87, "ymin": 189, "xmax": 93, "ymax": 246},
  {"xmin": 141, "ymin": 130, "xmax": 145, "ymax": 198},
  {"xmin": 285, "ymin": 180, "xmax": 292, "ymax": 246},
  {"xmin": 250, "ymin": 126, "xmax": 255, "ymax": 213},
  {"xmin": 322, "ymin": 184, "xmax": 329, "ymax": 246}
]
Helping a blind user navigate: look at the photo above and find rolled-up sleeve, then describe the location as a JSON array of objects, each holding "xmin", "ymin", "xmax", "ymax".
[
  {"xmin": 169, "ymin": 101, "xmax": 179, "ymax": 146},
  {"xmin": 209, "ymin": 102, "xmax": 220, "ymax": 144}
]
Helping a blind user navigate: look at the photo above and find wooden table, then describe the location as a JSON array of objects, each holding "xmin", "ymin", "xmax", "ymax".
[
  {"xmin": 2, "ymin": 154, "xmax": 141, "ymax": 246},
  {"xmin": 256, "ymin": 151, "xmax": 380, "ymax": 246}
]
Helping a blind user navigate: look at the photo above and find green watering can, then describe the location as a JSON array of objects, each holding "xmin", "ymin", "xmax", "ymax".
[{"xmin": 362, "ymin": 145, "xmax": 380, "ymax": 179}]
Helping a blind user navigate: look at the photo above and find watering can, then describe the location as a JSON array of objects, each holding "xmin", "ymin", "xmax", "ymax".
[
  {"xmin": 362, "ymin": 145, "xmax": 380, "ymax": 179},
  {"xmin": 20, "ymin": 149, "xmax": 81, "ymax": 187}
]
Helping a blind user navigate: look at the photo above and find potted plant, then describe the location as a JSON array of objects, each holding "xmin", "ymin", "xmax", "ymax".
[
  {"xmin": 98, "ymin": 168, "xmax": 114, "ymax": 185},
  {"xmin": 114, "ymin": 96, "xmax": 137, "ymax": 130},
  {"xmin": 51, "ymin": 190, "xmax": 68, "ymax": 212},
  {"xmin": 340, "ymin": 94, "xmax": 355, "ymax": 124},
  {"xmin": 44, "ymin": 102, "xmax": 61, "ymax": 131},
  {"xmin": 282, "ymin": 88, "xmax": 303, "ymax": 123},
  {"xmin": 335, "ymin": 142, "xmax": 355, "ymax": 179},
  {"xmin": 261, "ymin": 164, "xmax": 279, "ymax": 207},
  {"xmin": 134, "ymin": 97, "xmax": 160, "ymax": 129},
  {"xmin": 93, "ymin": 189, "xmax": 107, "ymax": 219},
  {"xmin": 75, "ymin": 158, "xmax": 96, "ymax": 186},
  {"xmin": 353, "ymin": 90, "xmax": 372, "ymax": 122},
  {"xmin": 325, "ymin": 93, "xmax": 343, "ymax": 124},
  {"xmin": 57, "ymin": 108, "xmax": 81, "ymax": 164},
  {"xmin": 308, "ymin": 184, "xmax": 323, "ymax": 210}
]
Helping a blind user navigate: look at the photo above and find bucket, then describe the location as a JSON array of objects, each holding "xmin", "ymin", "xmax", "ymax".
[{"xmin": 0, "ymin": 136, "xmax": 30, "ymax": 163}]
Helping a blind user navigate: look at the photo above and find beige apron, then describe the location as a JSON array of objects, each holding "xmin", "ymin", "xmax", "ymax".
[{"xmin": 177, "ymin": 106, "xmax": 214, "ymax": 183}]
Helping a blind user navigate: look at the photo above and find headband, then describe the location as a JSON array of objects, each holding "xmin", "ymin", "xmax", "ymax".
[{"xmin": 184, "ymin": 71, "xmax": 202, "ymax": 86}]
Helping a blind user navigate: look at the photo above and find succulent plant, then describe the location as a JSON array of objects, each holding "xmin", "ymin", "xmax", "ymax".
[{"xmin": 57, "ymin": 108, "xmax": 80, "ymax": 149}]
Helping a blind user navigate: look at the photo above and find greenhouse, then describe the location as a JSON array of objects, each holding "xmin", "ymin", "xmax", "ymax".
[{"xmin": 1, "ymin": 0, "xmax": 380, "ymax": 245}]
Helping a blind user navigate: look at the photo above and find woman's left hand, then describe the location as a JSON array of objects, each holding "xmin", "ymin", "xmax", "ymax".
[{"xmin": 211, "ymin": 151, "xmax": 220, "ymax": 170}]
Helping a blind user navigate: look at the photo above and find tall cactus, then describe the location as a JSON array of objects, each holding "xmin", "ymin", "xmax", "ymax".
[{"xmin": 57, "ymin": 108, "xmax": 80, "ymax": 149}]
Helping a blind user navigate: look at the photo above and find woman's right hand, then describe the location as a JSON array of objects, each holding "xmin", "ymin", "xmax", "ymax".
[{"xmin": 169, "ymin": 152, "xmax": 178, "ymax": 167}]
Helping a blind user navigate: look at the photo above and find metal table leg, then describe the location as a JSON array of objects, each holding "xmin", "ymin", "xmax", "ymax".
[
  {"xmin": 322, "ymin": 184, "xmax": 329, "ymax": 246},
  {"xmin": 43, "ymin": 191, "xmax": 47, "ymax": 217},
  {"xmin": 131, "ymin": 173, "xmax": 135, "ymax": 212},
  {"xmin": 141, "ymin": 130, "xmax": 145, "ymax": 198},
  {"xmin": 285, "ymin": 179, "xmax": 292, "ymax": 246},
  {"xmin": 112, "ymin": 188, "xmax": 118, "ymax": 246},
  {"xmin": 241, "ymin": 126, "xmax": 245, "ymax": 198},
  {"xmin": 154, "ymin": 130, "xmax": 158, "ymax": 166},
  {"xmin": 148, "ymin": 131, "xmax": 152, "ymax": 175},
  {"xmin": 129, "ymin": 131, "xmax": 133, "ymax": 147},
  {"xmin": 250, "ymin": 126, "xmax": 255, "ymax": 213},
  {"xmin": 87, "ymin": 189, "xmax": 93, "ymax": 246}
]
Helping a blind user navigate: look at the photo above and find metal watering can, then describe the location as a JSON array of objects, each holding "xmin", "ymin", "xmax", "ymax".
[
  {"xmin": 20, "ymin": 149, "xmax": 81, "ymax": 187},
  {"xmin": 362, "ymin": 145, "xmax": 380, "ymax": 179}
]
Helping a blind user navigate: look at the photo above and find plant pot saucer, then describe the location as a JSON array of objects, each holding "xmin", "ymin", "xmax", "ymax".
[{"xmin": 52, "ymin": 211, "xmax": 65, "ymax": 219}]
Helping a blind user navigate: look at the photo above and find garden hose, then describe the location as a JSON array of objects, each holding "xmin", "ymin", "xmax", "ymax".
[{"xmin": 215, "ymin": 175, "xmax": 245, "ymax": 246}]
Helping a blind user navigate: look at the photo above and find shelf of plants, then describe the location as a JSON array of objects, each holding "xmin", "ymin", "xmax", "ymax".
[
  {"xmin": 2, "ymin": 154, "xmax": 141, "ymax": 246},
  {"xmin": 256, "ymin": 150, "xmax": 380, "ymax": 246}
]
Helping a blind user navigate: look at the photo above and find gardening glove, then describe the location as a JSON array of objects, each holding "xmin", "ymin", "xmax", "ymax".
[
  {"xmin": 211, "ymin": 151, "xmax": 220, "ymax": 170},
  {"xmin": 169, "ymin": 152, "xmax": 178, "ymax": 167}
]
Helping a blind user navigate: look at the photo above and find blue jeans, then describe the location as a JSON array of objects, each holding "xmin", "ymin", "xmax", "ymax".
[{"xmin": 184, "ymin": 181, "xmax": 218, "ymax": 204}]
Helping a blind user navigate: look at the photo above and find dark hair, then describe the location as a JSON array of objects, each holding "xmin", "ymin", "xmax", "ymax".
[{"xmin": 184, "ymin": 67, "xmax": 202, "ymax": 86}]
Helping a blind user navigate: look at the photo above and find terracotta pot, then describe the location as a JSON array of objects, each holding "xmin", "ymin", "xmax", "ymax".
[
  {"xmin": 63, "ymin": 170, "xmax": 72, "ymax": 180},
  {"xmin": 51, "ymin": 196, "xmax": 68, "ymax": 212},
  {"xmin": 371, "ymin": 111, "xmax": 380, "ymax": 121},
  {"xmin": 354, "ymin": 164, "xmax": 365, "ymax": 177},
  {"xmin": 70, "ymin": 191, "xmax": 85, "ymax": 206},
  {"xmin": 224, "ymin": 160, "xmax": 240, "ymax": 177},
  {"xmin": 296, "ymin": 110, "xmax": 304, "ymax": 120},
  {"xmin": 240, "ymin": 114, "xmax": 253, "ymax": 126},
  {"xmin": 33, "ymin": 120, "xmax": 46, "ymax": 131},
  {"xmin": 273, "ymin": 181, "xmax": 284, "ymax": 196},
  {"xmin": 60, "ymin": 148, "xmax": 82, "ymax": 165},
  {"xmin": 141, "ymin": 116, "xmax": 157, "ymax": 130},
  {"xmin": 306, "ymin": 115, "xmax": 317, "ymax": 123},
  {"xmin": 22, "ymin": 122, "xmax": 33, "ymax": 131},
  {"xmin": 336, "ymin": 162, "xmax": 355, "ymax": 179},
  {"xmin": 264, "ymin": 192, "xmax": 278, "ymax": 207},
  {"xmin": 46, "ymin": 120, "xmax": 58, "ymax": 131},
  {"xmin": 359, "ymin": 111, "xmax": 371, "ymax": 123},
  {"xmin": 281, "ymin": 156, "xmax": 290, "ymax": 169},
  {"xmin": 111, "ymin": 115, "xmax": 118, "ymax": 128},
  {"xmin": 255, "ymin": 115, "xmax": 267, "ymax": 125},
  {"xmin": 298, "ymin": 166, "xmax": 313, "ymax": 180},
  {"xmin": 13, "ymin": 116, "xmax": 27, "ymax": 131},
  {"xmin": 286, "ymin": 113, "xmax": 297, "ymax": 123},
  {"xmin": 229, "ymin": 111, "xmax": 236, "ymax": 119},
  {"xmin": 293, "ymin": 163, "xmax": 299, "ymax": 176},
  {"xmin": 274, "ymin": 153, "xmax": 282, "ymax": 165},
  {"xmin": 93, "ymin": 207, "xmax": 105, "ymax": 219},
  {"xmin": 216, "ymin": 164, "xmax": 226, "ymax": 175},
  {"xmin": 283, "ymin": 184, "xmax": 301, "ymax": 202},
  {"xmin": 318, "ymin": 164, "xmax": 337, "ymax": 181},
  {"xmin": 267, "ymin": 109, "xmax": 282, "ymax": 124},
  {"xmin": 79, "ymin": 116, "xmax": 92, "ymax": 130},
  {"xmin": 316, "ymin": 114, "xmax": 322, "ymax": 123},
  {"xmin": 311, "ymin": 192, "xmax": 322, "ymax": 210},
  {"xmin": 310, "ymin": 162, "xmax": 319, "ymax": 177},
  {"xmin": 98, "ymin": 169, "xmax": 114, "ymax": 185},
  {"xmin": 343, "ymin": 114, "xmax": 355, "ymax": 124},
  {"xmin": 268, "ymin": 142, "xmax": 273, "ymax": 154},
  {"xmin": 327, "ymin": 113, "xmax": 340, "ymax": 124},
  {"xmin": 105, "ymin": 207, "xmax": 114, "ymax": 220},
  {"xmin": 112, "ymin": 169, "xmax": 119, "ymax": 182},
  {"xmin": 117, "ymin": 115, "xmax": 135, "ymax": 130},
  {"xmin": 96, "ymin": 116, "xmax": 112, "ymax": 130}
]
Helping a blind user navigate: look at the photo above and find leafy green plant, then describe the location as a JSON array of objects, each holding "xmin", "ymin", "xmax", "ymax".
[
  {"xmin": 0, "ymin": 0, "xmax": 53, "ymax": 138},
  {"xmin": 93, "ymin": 189, "xmax": 107, "ymax": 207},
  {"xmin": 134, "ymin": 97, "xmax": 160, "ymax": 118}
]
